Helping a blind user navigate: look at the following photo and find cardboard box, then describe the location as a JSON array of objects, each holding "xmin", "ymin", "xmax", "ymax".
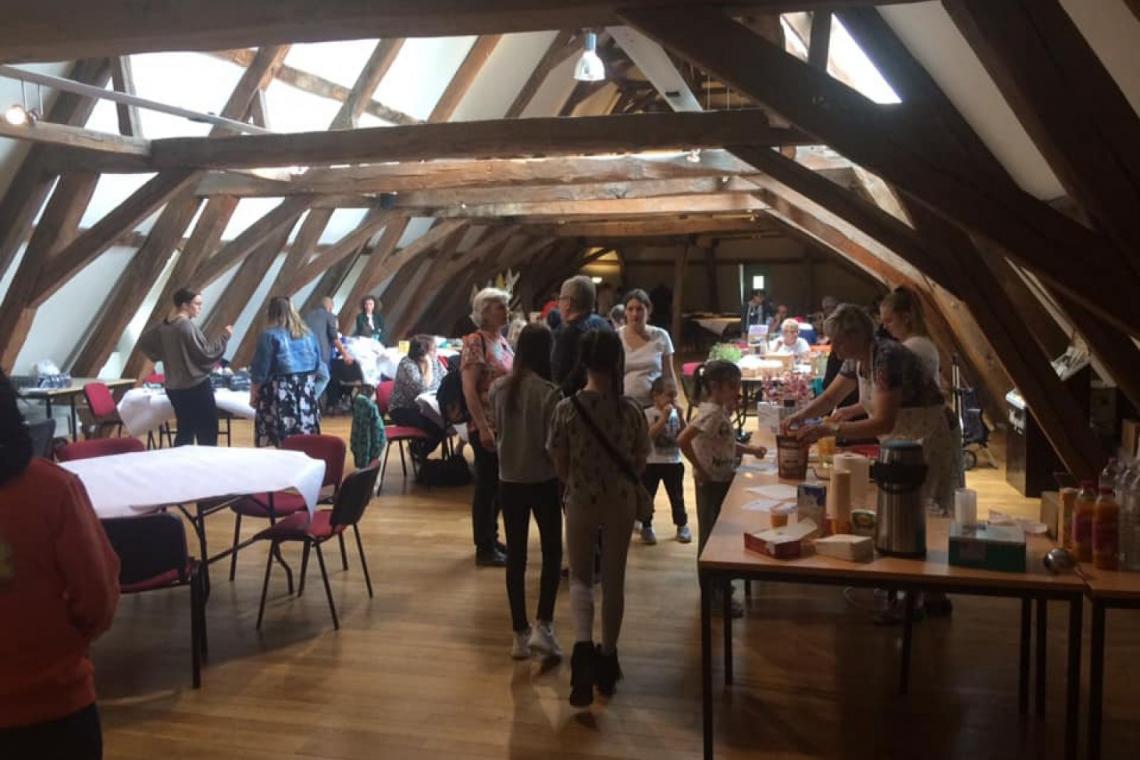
[
  {"xmin": 1040, "ymin": 490, "xmax": 1060, "ymax": 541},
  {"xmin": 744, "ymin": 521, "xmax": 818, "ymax": 559},
  {"xmin": 796, "ymin": 483, "xmax": 827, "ymax": 538},
  {"xmin": 948, "ymin": 522, "xmax": 1026, "ymax": 573},
  {"xmin": 815, "ymin": 534, "xmax": 873, "ymax": 562}
]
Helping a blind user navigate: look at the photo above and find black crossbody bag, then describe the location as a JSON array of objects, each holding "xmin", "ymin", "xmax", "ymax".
[{"xmin": 569, "ymin": 394, "xmax": 654, "ymax": 522}]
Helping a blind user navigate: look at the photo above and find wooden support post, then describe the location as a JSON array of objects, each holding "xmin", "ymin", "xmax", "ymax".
[
  {"xmin": 109, "ymin": 56, "xmax": 142, "ymax": 136},
  {"xmin": 0, "ymin": 173, "xmax": 99, "ymax": 373},
  {"xmin": 808, "ymin": 11, "xmax": 831, "ymax": 71},
  {"xmin": 620, "ymin": 5, "xmax": 1140, "ymax": 335},
  {"xmin": 0, "ymin": 58, "xmax": 110, "ymax": 281},
  {"xmin": 671, "ymin": 241, "xmax": 691, "ymax": 344}
]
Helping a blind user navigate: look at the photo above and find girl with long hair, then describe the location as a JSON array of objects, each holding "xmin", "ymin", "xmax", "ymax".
[
  {"xmin": 490, "ymin": 324, "xmax": 563, "ymax": 660},
  {"xmin": 249, "ymin": 296, "xmax": 329, "ymax": 447},
  {"xmin": 547, "ymin": 329, "xmax": 649, "ymax": 708}
]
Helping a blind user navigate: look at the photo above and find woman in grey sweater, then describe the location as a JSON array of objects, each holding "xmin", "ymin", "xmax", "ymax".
[
  {"xmin": 137, "ymin": 287, "xmax": 231, "ymax": 446},
  {"xmin": 489, "ymin": 324, "xmax": 562, "ymax": 662}
]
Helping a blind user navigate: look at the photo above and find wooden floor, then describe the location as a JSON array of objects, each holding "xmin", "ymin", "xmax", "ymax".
[{"xmin": 94, "ymin": 418, "xmax": 1140, "ymax": 759}]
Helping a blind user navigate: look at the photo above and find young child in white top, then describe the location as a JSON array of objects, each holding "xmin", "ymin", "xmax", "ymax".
[{"xmin": 640, "ymin": 378, "xmax": 690, "ymax": 545}]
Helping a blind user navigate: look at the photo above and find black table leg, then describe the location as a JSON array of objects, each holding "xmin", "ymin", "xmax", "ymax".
[
  {"xmin": 701, "ymin": 573, "xmax": 714, "ymax": 760},
  {"xmin": 1088, "ymin": 600, "xmax": 1105, "ymax": 760},
  {"xmin": 192, "ymin": 504, "xmax": 211, "ymax": 599},
  {"xmin": 1065, "ymin": 596, "xmax": 1083, "ymax": 760},
  {"xmin": 900, "ymin": 591, "xmax": 915, "ymax": 695},
  {"xmin": 1019, "ymin": 597, "xmax": 1031, "ymax": 715},
  {"xmin": 1036, "ymin": 597, "xmax": 1048, "ymax": 717},
  {"xmin": 723, "ymin": 579, "xmax": 734, "ymax": 685},
  {"xmin": 69, "ymin": 395, "xmax": 80, "ymax": 441}
]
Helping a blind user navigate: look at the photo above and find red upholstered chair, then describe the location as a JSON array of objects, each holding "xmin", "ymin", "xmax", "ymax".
[
  {"xmin": 253, "ymin": 463, "xmax": 381, "ymax": 631},
  {"xmin": 101, "ymin": 513, "xmax": 206, "ymax": 688},
  {"xmin": 227, "ymin": 434, "xmax": 347, "ymax": 582},
  {"xmin": 375, "ymin": 380, "xmax": 428, "ymax": 483},
  {"xmin": 680, "ymin": 362, "xmax": 706, "ymax": 422},
  {"xmin": 83, "ymin": 382, "xmax": 124, "ymax": 438},
  {"xmin": 56, "ymin": 436, "xmax": 145, "ymax": 462}
]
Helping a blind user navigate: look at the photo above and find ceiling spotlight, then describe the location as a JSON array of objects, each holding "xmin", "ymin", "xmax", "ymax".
[
  {"xmin": 686, "ymin": 149, "xmax": 702, "ymax": 164},
  {"xmin": 574, "ymin": 31, "xmax": 606, "ymax": 82},
  {"xmin": 3, "ymin": 104, "xmax": 31, "ymax": 126}
]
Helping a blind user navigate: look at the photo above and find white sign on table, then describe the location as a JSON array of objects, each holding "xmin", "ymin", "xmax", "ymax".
[{"xmin": 61, "ymin": 446, "xmax": 326, "ymax": 519}]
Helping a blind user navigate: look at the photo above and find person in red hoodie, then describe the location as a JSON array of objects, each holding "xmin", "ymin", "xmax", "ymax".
[{"xmin": 0, "ymin": 370, "xmax": 120, "ymax": 759}]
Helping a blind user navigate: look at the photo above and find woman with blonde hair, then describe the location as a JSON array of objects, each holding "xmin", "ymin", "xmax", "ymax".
[
  {"xmin": 880, "ymin": 286, "xmax": 940, "ymax": 383},
  {"xmin": 250, "ymin": 296, "xmax": 329, "ymax": 447},
  {"xmin": 461, "ymin": 287, "xmax": 515, "ymax": 566}
]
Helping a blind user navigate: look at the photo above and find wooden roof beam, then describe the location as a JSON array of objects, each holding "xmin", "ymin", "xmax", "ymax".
[
  {"xmin": 622, "ymin": 5, "xmax": 1140, "ymax": 335},
  {"xmin": 505, "ymin": 31, "xmax": 578, "ymax": 118}
]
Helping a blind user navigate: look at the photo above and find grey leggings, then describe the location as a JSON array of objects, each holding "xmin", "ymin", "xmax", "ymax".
[{"xmin": 565, "ymin": 495, "xmax": 636, "ymax": 653}]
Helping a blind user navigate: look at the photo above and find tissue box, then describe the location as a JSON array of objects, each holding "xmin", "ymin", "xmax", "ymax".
[
  {"xmin": 744, "ymin": 521, "xmax": 818, "ymax": 559},
  {"xmin": 815, "ymin": 534, "xmax": 873, "ymax": 562},
  {"xmin": 948, "ymin": 522, "xmax": 1026, "ymax": 573}
]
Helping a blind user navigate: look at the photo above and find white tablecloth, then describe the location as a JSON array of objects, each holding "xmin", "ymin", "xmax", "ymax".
[
  {"xmin": 342, "ymin": 337, "xmax": 459, "ymax": 386},
  {"xmin": 62, "ymin": 446, "xmax": 326, "ymax": 519},
  {"xmin": 415, "ymin": 391, "xmax": 468, "ymax": 443},
  {"xmin": 695, "ymin": 317, "xmax": 740, "ymax": 336},
  {"xmin": 117, "ymin": 387, "xmax": 255, "ymax": 437}
]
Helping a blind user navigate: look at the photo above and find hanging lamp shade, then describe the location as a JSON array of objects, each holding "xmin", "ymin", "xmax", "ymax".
[{"xmin": 574, "ymin": 32, "xmax": 605, "ymax": 82}]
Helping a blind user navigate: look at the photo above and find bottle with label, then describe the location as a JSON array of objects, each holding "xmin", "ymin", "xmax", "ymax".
[
  {"xmin": 1093, "ymin": 487, "xmax": 1120, "ymax": 570},
  {"xmin": 1120, "ymin": 469, "xmax": 1140, "ymax": 571},
  {"xmin": 1073, "ymin": 480, "xmax": 1097, "ymax": 563},
  {"xmin": 1100, "ymin": 458, "xmax": 1121, "ymax": 494}
]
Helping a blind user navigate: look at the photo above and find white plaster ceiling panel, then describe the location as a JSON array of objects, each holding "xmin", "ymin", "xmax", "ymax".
[
  {"xmin": 878, "ymin": 2, "xmax": 1065, "ymax": 200},
  {"xmin": 373, "ymin": 36, "xmax": 477, "ymax": 121},
  {"xmin": 285, "ymin": 39, "xmax": 383, "ymax": 89},
  {"xmin": 78, "ymin": 173, "xmax": 155, "ymax": 228},
  {"xmin": 522, "ymin": 50, "xmax": 578, "ymax": 118},
  {"xmin": 319, "ymin": 208, "xmax": 369, "ymax": 244},
  {"xmin": 451, "ymin": 31, "xmax": 559, "ymax": 121},
  {"xmin": 1060, "ymin": 0, "xmax": 1140, "ymax": 118},
  {"xmin": 218, "ymin": 197, "xmax": 286, "ymax": 240}
]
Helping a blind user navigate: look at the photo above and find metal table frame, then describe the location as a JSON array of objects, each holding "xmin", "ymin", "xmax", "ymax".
[
  {"xmin": 1087, "ymin": 594, "xmax": 1140, "ymax": 760},
  {"xmin": 698, "ymin": 566, "xmax": 1084, "ymax": 760}
]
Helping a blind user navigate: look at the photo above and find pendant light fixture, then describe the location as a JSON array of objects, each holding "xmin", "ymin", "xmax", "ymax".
[{"xmin": 573, "ymin": 31, "xmax": 605, "ymax": 82}]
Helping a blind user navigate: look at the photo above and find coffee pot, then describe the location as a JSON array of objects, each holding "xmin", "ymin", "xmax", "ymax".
[{"xmin": 871, "ymin": 440, "xmax": 928, "ymax": 558}]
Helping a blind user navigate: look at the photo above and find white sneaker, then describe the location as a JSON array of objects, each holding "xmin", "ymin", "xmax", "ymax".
[
  {"xmin": 676, "ymin": 525, "xmax": 693, "ymax": 543},
  {"xmin": 640, "ymin": 524, "xmax": 657, "ymax": 545},
  {"xmin": 632, "ymin": 520, "xmax": 642, "ymax": 533},
  {"xmin": 511, "ymin": 629, "xmax": 531, "ymax": 660},
  {"xmin": 527, "ymin": 621, "xmax": 563, "ymax": 658}
]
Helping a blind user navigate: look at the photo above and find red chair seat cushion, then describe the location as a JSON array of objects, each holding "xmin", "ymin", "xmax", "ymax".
[
  {"xmin": 231, "ymin": 491, "xmax": 309, "ymax": 518},
  {"xmin": 121, "ymin": 563, "xmax": 193, "ymax": 593},
  {"xmin": 386, "ymin": 425, "xmax": 429, "ymax": 441},
  {"xmin": 253, "ymin": 509, "xmax": 339, "ymax": 542}
]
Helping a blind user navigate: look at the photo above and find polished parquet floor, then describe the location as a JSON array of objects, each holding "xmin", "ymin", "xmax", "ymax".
[{"xmin": 93, "ymin": 417, "xmax": 1140, "ymax": 759}]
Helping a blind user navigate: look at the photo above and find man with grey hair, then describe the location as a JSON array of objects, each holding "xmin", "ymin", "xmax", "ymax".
[
  {"xmin": 552, "ymin": 275, "xmax": 612, "ymax": 395},
  {"xmin": 303, "ymin": 296, "xmax": 352, "ymax": 400}
]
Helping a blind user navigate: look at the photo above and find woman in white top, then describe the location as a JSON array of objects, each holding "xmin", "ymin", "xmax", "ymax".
[
  {"xmin": 617, "ymin": 289, "xmax": 676, "ymax": 407},
  {"xmin": 880, "ymin": 287, "xmax": 940, "ymax": 383},
  {"xmin": 768, "ymin": 318, "xmax": 812, "ymax": 359}
]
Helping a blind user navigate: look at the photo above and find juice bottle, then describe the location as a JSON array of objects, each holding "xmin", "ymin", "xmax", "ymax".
[
  {"xmin": 1092, "ymin": 487, "xmax": 1119, "ymax": 570},
  {"xmin": 1072, "ymin": 480, "xmax": 1097, "ymax": 563}
]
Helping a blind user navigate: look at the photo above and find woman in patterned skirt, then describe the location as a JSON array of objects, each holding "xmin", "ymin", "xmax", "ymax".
[{"xmin": 249, "ymin": 297, "xmax": 329, "ymax": 447}]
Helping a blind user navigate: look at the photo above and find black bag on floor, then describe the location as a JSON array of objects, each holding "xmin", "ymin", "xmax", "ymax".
[{"xmin": 415, "ymin": 454, "xmax": 472, "ymax": 487}]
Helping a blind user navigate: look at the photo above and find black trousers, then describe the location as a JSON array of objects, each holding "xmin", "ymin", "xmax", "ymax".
[
  {"xmin": 641, "ymin": 462, "xmax": 688, "ymax": 528},
  {"xmin": 389, "ymin": 406, "xmax": 446, "ymax": 460},
  {"xmin": 501, "ymin": 479, "xmax": 562, "ymax": 632},
  {"xmin": 166, "ymin": 379, "xmax": 218, "ymax": 446},
  {"xmin": 470, "ymin": 429, "xmax": 502, "ymax": 553},
  {"xmin": 0, "ymin": 703, "xmax": 102, "ymax": 760}
]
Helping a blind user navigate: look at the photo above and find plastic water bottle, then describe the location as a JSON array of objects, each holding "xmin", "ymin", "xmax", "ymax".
[
  {"xmin": 1100, "ymin": 457, "xmax": 1121, "ymax": 494},
  {"xmin": 1121, "ymin": 468, "xmax": 1140, "ymax": 571}
]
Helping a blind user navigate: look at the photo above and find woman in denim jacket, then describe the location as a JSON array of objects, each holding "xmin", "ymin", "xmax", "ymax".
[{"xmin": 250, "ymin": 297, "xmax": 330, "ymax": 447}]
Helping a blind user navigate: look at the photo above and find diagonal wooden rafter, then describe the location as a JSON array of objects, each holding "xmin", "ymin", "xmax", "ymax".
[
  {"xmin": 942, "ymin": 0, "xmax": 1140, "ymax": 277},
  {"xmin": 208, "ymin": 48, "xmax": 417, "ymax": 126},
  {"xmin": 189, "ymin": 196, "xmax": 315, "ymax": 290},
  {"xmin": 619, "ymin": 5, "xmax": 1140, "ymax": 335},
  {"xmin": 429, "ymin": 35, "xmax": 502, "ymax": 123},
  {"xmin": 337, "ymin": 38, "xmax": 405, "ymax": 127},
  {"xmin": 109, "ymin": 56, "xmax": 142, "ymax": 136},
  {"xmin": 505, "ymin": 31, "xmax": 577, "ymax": 118},
  {"xmin": 75, "ymin": 45, "xmax": 291, "ymax": 377},
  {"xmin": 0, "ymin": 58, "xmax": 110, "ymax": 281},
  {"xmin": 287, "ymin": 208, "xmax": 396, "ymax": 292},
  {"xmin": 337, "ymin": 216, "xmax": 410, "ymax": 331},
  {"xmin": 0, "ymin": 173, "xmax": 99, "ymax": 372},
  {"xmin": 837, "ymin": 7, "xmax": 1140, "ymax": 421},
  {"xmin": 807, "ymin": 11, "xmax": 831, "ymax": 70}
]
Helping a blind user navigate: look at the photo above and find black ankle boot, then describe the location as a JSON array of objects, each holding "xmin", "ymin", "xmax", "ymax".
[
  {"xmin": 594, "ymin": 644, "xmax": 623, "ymax": 697},
  {"xmin": 569, "ymin": 641, "xmax": 596, "ymax": 708}
]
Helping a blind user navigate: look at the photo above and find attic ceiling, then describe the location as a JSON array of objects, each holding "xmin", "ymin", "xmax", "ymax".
[{"xmin": 1, "ymin": 1, "xmax": 1139, "ymax": 481}]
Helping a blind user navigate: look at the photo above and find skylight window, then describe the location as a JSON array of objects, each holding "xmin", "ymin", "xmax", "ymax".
[{"xmin": 828, "ymin": 16, "xmax": 901, "ymax": 104}]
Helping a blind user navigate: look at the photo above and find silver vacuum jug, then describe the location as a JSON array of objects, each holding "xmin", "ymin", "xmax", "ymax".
[{"xmin": 871, "ymin": 440, "xmax": 928, "ymax": 558}]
